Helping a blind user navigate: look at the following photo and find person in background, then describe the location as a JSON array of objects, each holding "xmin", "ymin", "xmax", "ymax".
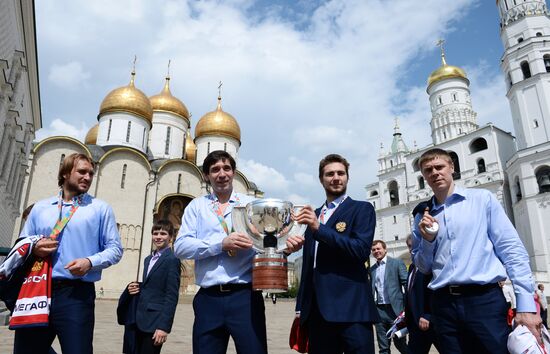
[{"xmin": 537, "ymin": 284, "xmax": 548, "ymax": 329}]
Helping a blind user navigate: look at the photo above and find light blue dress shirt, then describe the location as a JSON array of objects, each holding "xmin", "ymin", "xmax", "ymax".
[
  {"xmin": 374, "ymin": 256, "xmax": 389, "ymax": 304},
  {"xmin": 412, "ymin": 187, "xmax": 535, "ymax": 312},
  {"xmin": 21, "ymin": 193, "xmax": 123, "ymax": 282},
  {"xmin": 174, "ymin": 192, "xmax": 256, "ymax": 287}
]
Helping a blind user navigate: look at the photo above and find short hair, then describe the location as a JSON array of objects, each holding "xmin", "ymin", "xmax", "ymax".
[
  {"xmin": 405, "ymin": 234, "xmax": 413, "ymax": 245},
  {"xmin": 539, "ymin": 284, "xmax": 544, "ymax": 290},
  {"xmin": 372, "ymin": 240, "xmax": 387, "ymax": 249},
  {"xmin": 152, "ymin": 219, "xmax": 175, "ymax": 237},
  {"xmin": 202, "ymin": 150, "xmax": 236, "ymax": 175},
  {"xmin": 418, "ymin": 148, "xmax": 453, "ymax": 171},
  {"xmin": 318, "ymin": 154, "xmax": 350, "ymax": 179},
  {"xmin": 58, "ymin": 153, "xmax": 94, "ymax": 186}
]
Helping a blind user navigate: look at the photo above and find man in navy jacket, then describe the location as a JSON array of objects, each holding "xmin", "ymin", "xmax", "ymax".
[{"xmin": 295, "ymin": 154, "xmax": 379, "ymax": 354}]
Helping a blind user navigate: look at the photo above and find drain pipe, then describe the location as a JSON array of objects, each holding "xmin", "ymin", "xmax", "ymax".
[{"xmin": 136, "ymin": 172, "xmax": 157, "ymax": 280}]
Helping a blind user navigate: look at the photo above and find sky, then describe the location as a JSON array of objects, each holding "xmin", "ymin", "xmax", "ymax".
[{"xmin": 34, "ymin": 0, "xmax": 515, "ymax": 206}]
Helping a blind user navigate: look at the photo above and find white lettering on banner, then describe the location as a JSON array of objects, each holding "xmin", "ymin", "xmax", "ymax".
[
  {"xmin": 11, "ymin": 296, "xmax": 50, "ymax": 317},
  {"xmin": 22, "ymin": 274, "xmax": 47, "ymax": 284}
]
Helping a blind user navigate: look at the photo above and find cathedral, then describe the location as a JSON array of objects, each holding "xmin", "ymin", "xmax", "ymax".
[
  {"xmin": 12, "ymin": 69, "xmax": 263, "ymax": 298},
  {"xmin": 367, "ymin": 0, "xmax": 550, "ymax": 286}
]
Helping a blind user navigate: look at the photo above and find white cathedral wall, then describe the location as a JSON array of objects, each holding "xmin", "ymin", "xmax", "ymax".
[
  {"xmin": 156, "ymin": 161, "xmax": 204, "ymax": 198},
  {"xmin": 93, "ymin": 150, "xmax": 151, "ymax": 297},
  {"xmin": 97, "ymin": 113, "xmax": 150, "ymax": 153},
  {"xmin": 149, "ymin": 112, "xmax": 188, "ymax": 160},
  {"xmin": 195, "ymin": 136, "xmax": 240, "ymax": 167}
]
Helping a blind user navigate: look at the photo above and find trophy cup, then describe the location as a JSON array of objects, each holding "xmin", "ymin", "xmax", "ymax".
[{"xmin": 232, "ymin": 199, "xmax": 306, "ymax": 293}]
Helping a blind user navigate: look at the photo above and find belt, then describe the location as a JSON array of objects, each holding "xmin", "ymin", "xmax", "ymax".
[
  {"xmin": 52, "ymin": 279, "xmax": 85, "ymax": 289},
  {"xmin": 202, "ymin": 283, "xmax": 252, "ymax": 293},
  {"xmin": 436, "ymin": 283, "xmax": 499, "ymax": 296}
]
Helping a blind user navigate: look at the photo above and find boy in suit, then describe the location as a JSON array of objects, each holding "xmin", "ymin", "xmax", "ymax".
[
  {"xmin": 127, "ymin": 219, "xmax": 181, "ymax": 354},
  {"xmin": 295, "ymin": 154, "xmax": 379, "ymax": 354}
]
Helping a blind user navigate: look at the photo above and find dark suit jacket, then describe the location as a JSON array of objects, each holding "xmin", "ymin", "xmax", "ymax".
[
  {"xmin": 135, "ymin": 249, "xmax": 181, "ymax": 333},
  {"xmin": 296, "ymin": 197, "xmax": 379, "ymax": 323},
  {"xmin": 404, "ymin": 263, "xmax": 433, "ymax": 328},
  {"xmin": 370, "ymin": 256, "xmax": 408, "ymax": 316}
]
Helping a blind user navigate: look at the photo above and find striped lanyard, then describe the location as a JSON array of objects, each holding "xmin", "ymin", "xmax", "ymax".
[
  {"xmin": 50, "ymin": 189, "xmax": 81, "ymax": 240},
  {"xmin": 319, "ymin": 196, "xmax": 347, "ymax": 224},
  {"xmin": 209, "ymin": 194, "xmax": 240, "ymax": 235}
]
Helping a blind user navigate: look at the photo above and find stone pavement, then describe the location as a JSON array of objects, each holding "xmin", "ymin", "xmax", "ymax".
[{"xmin": 0, "ymin": 298, "xmax": 438, "ymax": 353}]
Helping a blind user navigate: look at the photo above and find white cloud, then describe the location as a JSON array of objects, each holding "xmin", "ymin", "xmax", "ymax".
[
  {"xmin": 48, "ymin": 61, "xmax": 91, "ymax": 88},
  {"xmin": 239, "ymin": 159, "xmax": 290, "ymax": 194},
  {"xmin": 35, "ymin": 118, "xmax": 90, "ymax": 142}
]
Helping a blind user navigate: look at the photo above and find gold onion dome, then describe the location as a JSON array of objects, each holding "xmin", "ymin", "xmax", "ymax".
[
  {"xmin": 195, "ymin": 96, "xmax": 241, "ymax": 143},
  {"xmin": 185, "ymin": 130, "xmax": 196, "ymax": 163},
  {"xmin": 98, "ymin": 71, "xmax": 153, "ymax": 125},
  {"xmin": 427, "ymin": 52, "xmax": 468, "ymax": 87},
  {"xmin": 84, "ymin": 124, "xmax": 99, "ymax": 145},
  {"xmin": 150, "ymin": 77, "xmax": 190, "ymax": 123}
]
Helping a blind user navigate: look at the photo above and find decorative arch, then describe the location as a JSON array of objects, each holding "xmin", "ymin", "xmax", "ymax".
[
  {"xmin": 370, "ymin": 190, "xmax": 379, "ymax": 197},
  {"xmin": 158, "ymin": 158, "xmax": 203, "ymax": 178},
  {"xmin": 154, "ymin": 193, "xmax": 195, "ymax": 235},
  {"xmin": 514, "ymin": 176, "xmax": 523, "ymax": 202},
  {"xmin": 33, "ymin": 136, "xmax": 92, "ymax": 157},
  {"xmin": 535, "ymin": 165, "xmax": 550, "ymax": 194},
  {"xmin": 387, "ymin": 180, "xmax": 399, "ymax": 207},
  {"xmin": 412, "ymin": 158, "xmax": 420, "ymax": 172},
  {"xmin": 98, "ymin": 147, "xmax": 151, "ymax": 170},
  {"xmin": 469, "ymin": 137, "xmax": 488, "ymax": 153},
  {"xmin": 448, "ymin": 151, "xmax": 461, "ymax": 180},
  {"xmin": 477, "ymin": 158, "xmax": 486, "ymax": 174}
]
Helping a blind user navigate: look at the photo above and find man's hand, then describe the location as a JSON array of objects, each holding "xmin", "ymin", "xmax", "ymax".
[
  {"xmin": 285, "ymin": 235, "xmax": 305, "ymax": 254},
  {"xmin": 222, "ymin": 232, "xmax": 253, "ymax": 252},
  {"xmin": 152, "ymin": 329, "xmax": 168, "ymax": 346},
  {"xmin": 515, "ymin": 312, "xmax": 543, "ymax": 344},
  {"xmin": 65, "ymin": 258, "xmax": 92, "ymax": 276},
  {"xmin": 418, "ymin": 207, "xmax": 437, "ymax": 242},
  {"xmin": 32, "ymin": 238, "xmax": 58, "ymax": 258},
  {"xmin": 418, "ymin": 317, "xmax": 430, "ymax": 331},
  {"xmin": 293, "ymin": 206, "xmax": 320, "ymax": 232},
  {"xmin": 127, "ymin": 281, "xmax": 140, "ymax": 295}
]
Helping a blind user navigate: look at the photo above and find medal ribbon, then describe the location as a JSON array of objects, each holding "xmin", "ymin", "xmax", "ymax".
[
  {"xmin": 209, "ymin": 194, "xmax": 240, "ymax": 235},
  {"xmin": 50, "ymin": 189, "xmax": 82, "ymax": 239}
]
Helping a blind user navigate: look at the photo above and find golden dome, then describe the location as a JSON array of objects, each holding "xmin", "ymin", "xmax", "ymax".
[
  {"xmin": 184, "ymin": 130, "xmax": 196, "ymax": 163},
  {"xmin": 150, "ymin": 77, "xmax": 190, "ymax": 124},
  {"xmin": 99, "ymin": 72, "xmax": 153, "ymax": 125},
  {"xmin": 195, "ymin": 97, "xmax": 241, "ymax": 143},
  {"xmin": 427, "ymin": 52, "xmax": 468, "ymax": 87},
  {"xmin": 84, "ymin": 124, "xmax": 99, "ymax": 145}
]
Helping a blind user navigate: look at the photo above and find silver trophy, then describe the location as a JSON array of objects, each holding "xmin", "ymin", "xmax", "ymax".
[{"xmin": 232, "ymin": 199, "xmax": 306, "ymax": 293}]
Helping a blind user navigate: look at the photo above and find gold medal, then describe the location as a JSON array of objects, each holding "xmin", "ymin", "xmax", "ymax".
[{"xmin": 336, "ymin": 222, "xmax": 346, "ymax": 233}]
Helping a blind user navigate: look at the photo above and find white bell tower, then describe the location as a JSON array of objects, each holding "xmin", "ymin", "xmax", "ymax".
[{"xmin": 499, "ymin": 0, "xmax": 550, "ymax": 149}]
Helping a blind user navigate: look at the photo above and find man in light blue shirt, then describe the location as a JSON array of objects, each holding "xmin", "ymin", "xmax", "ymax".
[
  {"xmin": 15, "ymin": 153, "xmax": 123, "ymax": 354},
  {"xmin": 413, "ymin": 148, "xmax": 540, "ymax": 353},
  {"xmin": 174, "ymin": 150, "xmax": 303, "ymax": 354}
]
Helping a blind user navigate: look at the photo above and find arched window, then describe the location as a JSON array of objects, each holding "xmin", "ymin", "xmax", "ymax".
[
  {"xmin": 165, "ymin": 127, "xmax": 171, "ymax": 155},
  {"xmin": 388, "ymin": 180, "xmax": 399, "ymax": 207},
  {"xmin": 470, "ymin": 137, "xmax": 488, "ymax": 153},
  {"xmin": 412, "ymin": 158, "xmax": 420, "ymax": 172},
  {"xmin": 393, "ymin": 216, "xmax": 397, "ymax": 224},
  {"xmin": 224, "ymin": 142, "xmax": 227, "ymax": 152},
  {"xmin": 437, "ymin": 96, "xmax": 442, "ymax": 105},
  {"xmin": 443, "ymin": 131, "xmax": 447, "ymax": 140},
  {"xmin": 534, "ymin": 119, "xmax": 539, "ymax": 128},
  {"xmin": 448, "ymin": 151, "xmax": 461, "ymax": 180},
  {"xmin": 107, "ymin": 119, "xmax": 113, "ymax": 141},
  {"xmin": 126, "ymin": 121, "xmax": 132, "ymax": 143},
  {"xmin": 370, "ymin": 190, "xmax": 379, "ymax": 197},
  {"xmin": 390, "ymin": 160, "xmax": 394, "ymax": 167},
  {"xmin": 535, "ymin": 166, "xmax": 550, "ymax": 193},
  {"xmin": 452, "ymin": 93, "xmax": 458, "ymax": 102},
  {"xmin": 515, "ymin": 177, "xmax": 522, "ymax": 202},
  {"xmin": 477, "ymin": 159, "xmax": 486, "ymax": 174},
  {"xmin": 59, "ymin": 154, "xmax": 65, "ymax": 167},
  {"xmin": 537, "ymin": 32, "xmax": 543, "ymax": 37},
  {"xmin": 418, "ymin": 176, "xmax": 425, "ymax": 190},
  {"xmin": 207, "ymin": 142, "xmax": 211, "ymax": 154},
  {"xmin": 521, "ymin": 61, "xmax": 531, "ymax": 79},
  {"xmin": 177, "ymin": 173, "xmax": 182, "ymax": 194},
  {"xmin": 544, "ymin": 54, "xmax": 550, "ymax": 73},
  {"xmin": 121, "ymin": 164, "xmax": 127, "ymax": 189},
  {"xmin": 517, "ymin": 37, "xmax": 524, "ymax": 43}
]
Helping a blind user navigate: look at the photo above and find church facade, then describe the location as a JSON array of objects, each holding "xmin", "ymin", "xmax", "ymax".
[
  {"xmin": 12, "ymin": 70, "xmax": 262, "ymax": 298},
  {"xmin": 366, "ymin": 0, "xmax": 550, "ymax": 285}
]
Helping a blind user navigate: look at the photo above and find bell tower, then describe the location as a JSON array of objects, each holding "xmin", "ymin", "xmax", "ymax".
[{"xmin": 498, "ymin": 0, "xmax": 550, "ymax": 149}]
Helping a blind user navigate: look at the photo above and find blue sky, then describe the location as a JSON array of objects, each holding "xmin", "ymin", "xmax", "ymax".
[{"xmin": 34, "ymin": 0, "xmax": 516, "ymax": 206}]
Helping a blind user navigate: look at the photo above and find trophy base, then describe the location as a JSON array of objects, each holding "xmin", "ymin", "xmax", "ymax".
[{"xmin": 252, "ymin": 251, "xmax": 288, "ymax": 293}]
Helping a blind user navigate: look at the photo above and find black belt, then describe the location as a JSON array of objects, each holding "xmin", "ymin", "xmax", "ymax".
[
  {"xmin": 201, "ymin": 283, "xmax": 252, "ymax": 293},
  {"xmin": 52, "ymin": 279, "xmax": 86, "ymax": 289},
  {"xmin": 436, "ymin": 283, "xmax": 499, "ymax": 296}
]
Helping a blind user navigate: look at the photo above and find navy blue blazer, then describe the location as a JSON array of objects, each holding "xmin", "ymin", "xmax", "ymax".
[
  {"xmin": 404, "ymin": 263, "xmax": 433, "ymax": 328},
  {"xmin": 135, "ymin": 249, "xmax": 181, "ymax": 333},
  {"xmin": 296, "ymin": 197, "xmax": 380, "ymax": 323}
]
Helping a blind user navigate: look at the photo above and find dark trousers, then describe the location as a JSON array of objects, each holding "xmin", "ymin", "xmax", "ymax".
[
  {"xmin": 307, "ymin": 294, "xmax": 375, "ymax": 354},
  {"xmin": 14, "ymin": 281, "xmax": 95, "ymax": 354},
  {"xmin": 431, "ymin": 285, "xmax": 510, "ymax": 354},
  {"xmin": 192, "ymin": 287, "xmax": 267, "ymax": 354},
  {"xmin": 375, "ymin": 304, "xmax": 407, "ymax": 354},
  {"xmin": 541, "ymin": 308, "xmax": 548, "ymax": 329},
  {"xmin": 407, "ymin": 323, "xmax": 440, "ymax": 354},
  {"xmin": 135, "ymin": 329, "xmax": 162, "ymax": 354}
]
